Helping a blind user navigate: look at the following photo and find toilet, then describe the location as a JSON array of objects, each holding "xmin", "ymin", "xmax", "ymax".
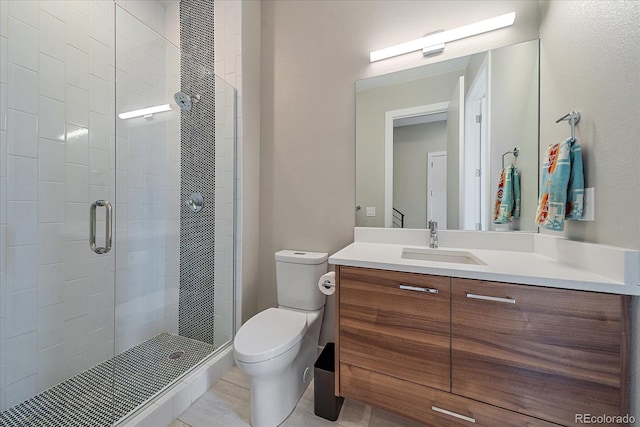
[{"xmin": 233, "ymin": 250, "xmax": 328, "ymax": 427}]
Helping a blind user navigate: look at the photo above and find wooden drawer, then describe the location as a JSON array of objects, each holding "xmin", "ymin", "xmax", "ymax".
[
  {"xmin": 341, "ymin": 363, "xmax": 557, "ymax": 426},
  {"xmin": 339, "ymin": 266, "xmax": 450, "ymax": 391},
  {"xmin": 451, "ymin": 278, "xmax": 630, "ymax": 426}
]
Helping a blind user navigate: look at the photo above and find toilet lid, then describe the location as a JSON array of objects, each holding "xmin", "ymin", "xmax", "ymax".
[{"xmin": 234, "ymin": 308, "xmax": 307, "ymax": 363}]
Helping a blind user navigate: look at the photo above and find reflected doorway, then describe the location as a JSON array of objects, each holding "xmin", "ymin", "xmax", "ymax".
[
  {"xmin": 392, "ymin": 115, "xmax": 447, "ymax": 229},
  {"xmin": 428, "ymin": 151, "xmax": 447, "ymax": 229}
]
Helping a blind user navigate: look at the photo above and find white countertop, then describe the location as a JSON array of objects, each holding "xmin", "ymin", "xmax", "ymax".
[{"xmin": 328, "ymin": 228, "xmax": 640, "ymax": 296}]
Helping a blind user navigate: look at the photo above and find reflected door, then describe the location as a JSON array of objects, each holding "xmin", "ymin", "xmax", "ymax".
[{"xmin": 428, "ymin": 152, "xmax": 447, "ymax": 228}]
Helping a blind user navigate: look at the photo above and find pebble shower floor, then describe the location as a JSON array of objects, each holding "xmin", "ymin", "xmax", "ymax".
[{"xmin": 0, "ymin": 333, "xmax": 215, "ymax": 426}]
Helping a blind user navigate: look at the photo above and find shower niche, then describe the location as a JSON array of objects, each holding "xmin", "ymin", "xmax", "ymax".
[{"xmin": 0, "ymin": 1, "xmax": 236, "ymax": 425}]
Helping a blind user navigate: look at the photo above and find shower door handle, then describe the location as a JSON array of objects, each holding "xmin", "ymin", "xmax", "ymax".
[{"xmin": 90, "ymin": 200, "xmax": 113, "ymax": 254}]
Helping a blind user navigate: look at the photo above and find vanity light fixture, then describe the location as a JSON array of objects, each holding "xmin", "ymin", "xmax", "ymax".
[
  {"xmin": 118, "ymin": 104, "xmax": 172, "ymax": 120},
  {"xmin": 369, "ymin": 12, "xmax": 516, "ymax": 62}
]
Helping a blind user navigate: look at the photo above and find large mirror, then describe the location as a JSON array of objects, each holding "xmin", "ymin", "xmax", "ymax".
[{"xmin": 356, "ymin": 39, "xmax": 539, "ymax": 232}]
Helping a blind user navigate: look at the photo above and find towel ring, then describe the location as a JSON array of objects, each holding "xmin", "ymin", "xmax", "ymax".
[{"xmin": 502, "ymin": 147, "xmax": 519, "ymax": 169}]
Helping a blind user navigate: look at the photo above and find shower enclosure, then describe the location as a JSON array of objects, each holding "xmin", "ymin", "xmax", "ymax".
[{"xmin": 0, "ymin": 1, "xmax": 236, "ymax": 425}]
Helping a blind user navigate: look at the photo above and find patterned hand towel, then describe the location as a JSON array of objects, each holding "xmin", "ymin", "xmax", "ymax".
[
  {"xmin": 535, "ymin": 138, "xmax": 584, "ymax": 230},
  {"xmin": 494, "ymin": 165, "xmax": 521, "ymax": 224},
  {"xmin": 493, "ymin": 168, "xmax": 507, "ymax": 222}
]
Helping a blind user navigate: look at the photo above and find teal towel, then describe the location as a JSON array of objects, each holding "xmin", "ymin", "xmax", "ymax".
[
  {"xmin": 535, "ymin": 138, "xmax": 584, "ymax": 230},
  {"xmin": 513, "ymin": 166, "xmax": 521, "ymax": 218},
  {"xmin": 494, "ymin": 165, "xmax": 521, "ymax": 224},
  {"xmin": 566, "ymin": 142, "xmax": 584, "ymax": 219}
]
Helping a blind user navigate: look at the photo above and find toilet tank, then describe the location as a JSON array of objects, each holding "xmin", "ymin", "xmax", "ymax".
[{"xmin": 275, "ymin": 250, "xmax": 328, "ymax": 310}]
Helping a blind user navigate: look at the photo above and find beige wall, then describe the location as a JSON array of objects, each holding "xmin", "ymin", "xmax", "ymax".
[
  {"xmin": 259, "ymin": 1, "xmax": 539, "ymax": 345},
  {"xmin": 538, "ymin": 1, "xmax": 640, "ymax": 248},
  {"xmin": 538, "ymin": 0, "xmax": 640, "ymax": 417}
]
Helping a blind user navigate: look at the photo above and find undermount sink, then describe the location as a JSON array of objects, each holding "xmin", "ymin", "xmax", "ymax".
[{"xmin": 401, "ymin": 247, "xmax": 486, "ymax": 265}]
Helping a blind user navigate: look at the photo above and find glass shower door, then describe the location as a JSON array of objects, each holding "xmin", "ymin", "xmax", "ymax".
[
  {"xmin": 111, "ymin": 7, "xmax": 199, "ymax": 407},
  {"xmin": 113, "ymin": 4, "xmax": 181, "ymax": 356},
  {"xmin": 0, "ymin": 0, "xmax": 118, "ymax": 423}
]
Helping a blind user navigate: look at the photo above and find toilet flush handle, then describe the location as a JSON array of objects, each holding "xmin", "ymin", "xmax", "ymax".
[{"xmin": 303, "ymin": 367, "xmax": 311, "ymax": 384}]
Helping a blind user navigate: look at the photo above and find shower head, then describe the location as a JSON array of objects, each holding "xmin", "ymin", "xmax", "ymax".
[{"xmin": 174, "ymin": 91, "xmax": 200, "ymax": 112}]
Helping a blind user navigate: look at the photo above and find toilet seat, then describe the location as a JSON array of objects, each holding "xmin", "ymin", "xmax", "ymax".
[{"xmin": 234, "ymin": 308, "xmax": 307, "ymax": 364}]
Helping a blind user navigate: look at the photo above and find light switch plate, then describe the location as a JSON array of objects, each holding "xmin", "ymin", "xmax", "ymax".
[{"xmin": 366, "ymin": 207, "xmax": 376, "ymax": 217}]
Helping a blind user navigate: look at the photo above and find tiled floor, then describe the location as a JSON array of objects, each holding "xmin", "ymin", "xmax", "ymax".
[
  {"xmin": 0, "ymin": 333, "xmax": 216, "ymax": 427},
  {"xmin": 170, "ymin": 366, "xmax": 427, "ymax": 427}
]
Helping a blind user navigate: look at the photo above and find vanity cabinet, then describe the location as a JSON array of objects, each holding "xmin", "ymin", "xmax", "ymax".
[
  {"xmin": 335, "ymin": 266, "xmax": 631, "ymax": 427},
  {"xmin": 451, "ymin": 278, "xmax": 630, "ymax": 426}
]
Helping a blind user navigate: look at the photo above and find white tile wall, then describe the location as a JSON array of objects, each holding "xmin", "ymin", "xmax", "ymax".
[
  {"xmin": 7, "ymin": 155, "xmax": 38, "ymax": 200},
  {"xmin": 66, "ymin": 85, "xmax": 89, "ymax": 128},
  {"xmin": 66, "ymin": 46, "xmax": 89, "ymax": 90},
  {"xmin": 213, "ymin": 0, "xmax": 244, "ymax": 332},
  {"xmin": 6, "ymin": 109, "xmax": 38, "ymax": 158},
  {"xmin": 40, "ymin": 1, "xmax": 65, "ymax": 22},
  {"xmin": 213, "ymin": 78, "xmax": 236, "ymax": 347},
  {"xmin": 39, "ymin": 96, "xmax": 65, "ymax": 141},
  {"xmin": 7, "ymin": 1, "xmax": 39, "ymax": 27},
  {"xmin": 7, "ymin": 64, "xmax": 38, "ymax": 114},
  {"xmin": 37, "ymin": 263, "xmax": 64, "ymax": 306},
  {"xmin": 38, "ymin": 139, "xmax": 65, "ymax": 181},
  {"xmin": 6, "ymin": 245, "xmax": 37, "ymax": 293},
  {"xmin": 37, "ymin": 303, "xmax": 65, "ymax": 351},
  {"xmin": 39, "ymin": 10, "xmax": 65, "ymax": 60},
  {"xmin": 8, "ymin": 18, "xmax": 38, "ymax": 71},
  {"xmin": 66, "ymin": 125, "xmax": 89, "ymax": 164},
  {"xmin": 7, "ymin": 202, "xmax": 37, "ymax": 246},
  {"xmin": 39, "ymin": 54, "xmax": 65, "ymax": 102}
]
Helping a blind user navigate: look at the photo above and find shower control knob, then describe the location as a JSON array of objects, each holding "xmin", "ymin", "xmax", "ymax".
[{"xmin": 185, "ymin": 193, "xmax": 204, "ymax": 213}]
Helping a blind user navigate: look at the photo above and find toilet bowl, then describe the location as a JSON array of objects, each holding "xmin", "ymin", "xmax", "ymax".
[
  {"xmin": 235, "ymin": 308, "xmax": 306, "ymax": 374},
  {"xmin": 233, "ymin": 250, "xmax": 328, "ymax": 427},
  {"xmin": 235, "ymin": 307, "xmax": 324, "ymax": 426}
]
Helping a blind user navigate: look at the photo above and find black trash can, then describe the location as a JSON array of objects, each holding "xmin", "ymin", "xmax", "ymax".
[{"xmin": 314, "ymin": 343, "xmax": 344, "ymax": 421}]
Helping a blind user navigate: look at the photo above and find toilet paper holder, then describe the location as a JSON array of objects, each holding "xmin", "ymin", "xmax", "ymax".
[
  {"xmin": 318, "ymin": 272, "xmax": 336, "ymax": 296},
  {"xmin": 322, "ymin": 280, "xmax": 335, "ymax": 289}
]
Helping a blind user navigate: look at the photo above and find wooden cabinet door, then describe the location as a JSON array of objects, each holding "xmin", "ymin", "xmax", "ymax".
[
  {"xmin": 339, "ymin": 266, "xmax": 450, "ymax": 392},
  {"xmin": 451, "ymin": 278, "xmax": 630, "ymax": 426}
]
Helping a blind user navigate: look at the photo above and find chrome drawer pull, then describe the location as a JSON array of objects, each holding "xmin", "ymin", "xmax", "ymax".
[
  {"xmin": 399, "ymin": 284, "xmax": 438, "ymax": 294},
  {"xmin": 432, "ymin": 406, "xmax": 476, "ymax": 423},
  {"xmin": 466, "ymin": 293, "xmax": 515, "ymax": 304}
]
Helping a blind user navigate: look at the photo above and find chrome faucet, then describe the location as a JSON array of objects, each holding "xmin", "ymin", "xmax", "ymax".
[{"xmin": 428, "ymin": 220, "xmax": 438, "ymax": 248}]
